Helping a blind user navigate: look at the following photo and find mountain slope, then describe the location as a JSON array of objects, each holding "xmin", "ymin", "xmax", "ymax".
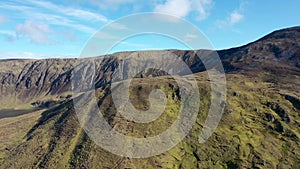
[{"xmin": 0, "ymin": 26, "xmax": 300, "ymax": 168}]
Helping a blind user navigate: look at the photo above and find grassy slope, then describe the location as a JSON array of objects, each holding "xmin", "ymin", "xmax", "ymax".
[
  {"xmin": 0, "ymin": 70, "xmax": 299, "ymax": 168},
  {"xmin": 0, "ymin": 109, "xmax": 42, "ymax": 164}
]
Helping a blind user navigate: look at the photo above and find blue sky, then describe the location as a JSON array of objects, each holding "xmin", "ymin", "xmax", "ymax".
[{"xmin": 0, "ymin": 0, "xmax": 299, "ymax": 59}]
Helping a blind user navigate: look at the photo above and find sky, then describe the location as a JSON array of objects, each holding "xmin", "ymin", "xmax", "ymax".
[{"xmin": 0, "ymin": 0, "xmax": 299, "ymax": 59}]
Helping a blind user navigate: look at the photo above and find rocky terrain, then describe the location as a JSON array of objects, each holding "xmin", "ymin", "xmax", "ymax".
[{"xmin": 0, "ymin": 26, "xmax": 299, "ymax": 168}]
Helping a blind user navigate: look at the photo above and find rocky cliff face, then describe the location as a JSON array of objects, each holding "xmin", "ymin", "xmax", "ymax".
[
  {"xmin": 219, "ymin": 26, "xmax": 300, "ymax": 71},
  {"xmin": 1, "ymin": 27, "xmax": 299, "ymax": 107},
  {"xmin": 0, "ymin": 59, "xmax": 74, "ymax": 106}
]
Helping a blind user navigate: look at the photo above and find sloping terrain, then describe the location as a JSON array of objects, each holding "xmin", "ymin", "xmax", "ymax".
[{"xmin": 0, "ymin": 26, "xmax": 299, "ymax": 168}]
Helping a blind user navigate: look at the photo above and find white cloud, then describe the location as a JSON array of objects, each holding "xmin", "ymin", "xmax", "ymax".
[
  {"xmin": 108, "ymin": 0, "xmax": 135, "ymax": 3},
  {"xmin": 55, "ymin": 30, "xmax": 79, "ymax": 42},
  {"xmin": 0, "ymin": 30, "xmax": 16, "ymax": 42},
  {"xmin": 25, "ymin": 0, "xmax": 108, "ymax": 22},
  {"xmin": 0, "ymin": 4, "xmax": 33, "ymax": 11},
  {"xmin": 0, "ymin": 51, "xmax": 77, "ymax": 59},
  {"xmin": 16, "ymin": 20, "xmax": 55, "ymax": 44},
  {"xmin": 215, "ymin": 2, "xmax": 246, "ymax": 28},
  {"xmin": 154, "ymin": 0, "xmax": 212, "ymax": 20},
  {"xmin": 119, "ymin": 41, "xmax": 148, "ymax": 48},
  {"xmin": 0, "ymin": 52, "xmax": 37, "ymax": 59},
  {"xmin": 0, "ymin": 30, "xmax": 14, "ymax": 36},
  {"xmin": 230, "ymin": 12, "xmax": 243, "ymax": 24},
  {"xmin": 192, "ymin": 0, "xmax": 213, "ymax": 21},
  {"xmin": 0, "ymin": 15, "xmax": 6, "ymax": 23},
  {"xmin": 66, "ymin": 9, "xmax": 108, "ymax": 22},
  {"xmin": 94, "ymin": 31, "xmax": 118, "ymax": 40},
  {"xmin": 184, "ymin": 33, "xmax": 198, "ymax": 41},
  {"xmin": 108, "ymin": 23, "xmax": 129, "ymax": 30},
  {"xmin": 12, "ymin": 19, "xmax": 82, "ymax": 44},
  {"xmin": 88, "ymin": 0, "xmax": 136, "ymax": 10},
  {"xmin": 154, "ymin": 0, "xmax": 192, "ymax": 18},
  {"xmin": 25, "ymin": 12, "xmax": 97, "ymax": 34},
  {"xmin": 0, "ymin": 1, "xmax": 106, "ymax": 35}
]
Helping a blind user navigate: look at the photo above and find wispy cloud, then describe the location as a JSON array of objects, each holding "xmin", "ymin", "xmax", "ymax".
[
  {"xmin": 0, "ymin": 15, "xmax": 6, "ymax": 24},
  {"xmin": 0, "ymin": 0, "xmax": 107, "ymax": 35},
  {"xmin": 215, "ymin": 1, "xmax": 247, "ymax": 28},
  {"xmin": 7, "ymin": 19, "xmax": 80, "ymax": 45},
  {"xmin": 16, "ymin": 20, "xmax": 55, "ymax": 45},
  {"xmin": 229, "ymin": 12, "xmax": 243, "ymax": 25},
  {"xmin": 119, "ymin": 41, "xmax": 148, "ymax": 48},
  {"xmin": 184, "ymin": 33, "xmax": 198, "ymax": 41},
  {"xmin": 108, "ymin": 22, "xmax": 129, "ymax": 30},
  {"xmin": 0, "ymin": 51, "xmax": 77, "ymax": 59},
  {"xmin": 0, "ymin": 30, "xmax": 14, "ymax": 36},
  {"xmin": 55, "ymin": 30, "xmax": 79, "ymax": 42},
  {"xmin": 192, "ymin": 0, "xmax": 213, "ymax": 21},
  {"xmin": 0, "ymin": 4, "xmax": 33, "ymax": 11},
  {"xmin": 154, "ymin": 0, "xmax": 212, "ymax": 20},
  {"xmin": 87, "ymin": 0, "xmax": 136, "ymax": 10},
  {"xmin": 94, "ymin": 31, "xmax": 119, "ymax": 40},
  {"xmin": 0, "ymin": 30, "xmax": 16, "ymax": 42},
  {"xmin": 24, "ymin": 12, "xmax": 97, "ymax": 34},
  {"xmin": 24, "ymin": 0, "xmax": 108, "ymax": 22},
  {"xmin": 154, "ymin": 0, "xmax": 192, "ymax": 18}
]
